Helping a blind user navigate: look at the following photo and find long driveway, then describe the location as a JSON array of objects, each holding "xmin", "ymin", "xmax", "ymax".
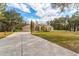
[{"xmin": 0, "ymin": 32, "xmax": 78, "ymax": 56}]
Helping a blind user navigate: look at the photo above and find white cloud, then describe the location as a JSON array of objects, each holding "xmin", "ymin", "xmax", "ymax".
[
  {"xmin": 29, "ymin": 3, "xmax": 52, "ymax": 17},
  {"xmin": 30, "ymin": 3, "xmax": 61, "ymax": 20},
  {"xmin": 7, "ymin": 3, "xmax": 78, "ymax": 21},
  {"xmin": 19, "ymin": 4, "xmax": 30, "ymax": 13},
  {"xmin": 7, "ymin": 3, "xmax": 30, "ymax": 13},
  {"xmin": 7, "ymin": 3, "xmax": 60, "ymax": 21}
]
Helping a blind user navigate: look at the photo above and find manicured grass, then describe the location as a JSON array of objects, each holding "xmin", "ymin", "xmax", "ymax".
[
  {"xmin": 33, "ymin": 31, "xmax": 79, "ymax": 53},
  {"xmin": 0, "ymin": 32, "xmax": 12, "ymax": 39}
]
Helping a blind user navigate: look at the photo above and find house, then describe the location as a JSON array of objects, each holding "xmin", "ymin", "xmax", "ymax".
[
  {"xmin": 35, "ymin": 24, "xmax": 53, "ymax": 32},
  {"xmin": 22, "ymin": 20, "xmax": 53, "ymax": 32}
]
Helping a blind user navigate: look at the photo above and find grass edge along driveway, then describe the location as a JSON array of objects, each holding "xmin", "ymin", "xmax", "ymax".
[
  {"xmin": 0, "ymin": 32, "xmax": 12, "ymax": 39},
  {"xmin": 33, "ymin": 31, "xmax": 79, "ymax": 53}
]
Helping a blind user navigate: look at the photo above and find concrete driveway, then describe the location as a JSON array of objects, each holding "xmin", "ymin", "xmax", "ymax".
[{"xmin": 0, "ymin": 32, "xmax": 78, "ymax": 56}]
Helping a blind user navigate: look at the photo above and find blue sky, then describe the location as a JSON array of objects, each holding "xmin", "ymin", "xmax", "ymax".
[
  {"xmin": 7, "ymin": 3, "xmax": 41, "ymax": 21},
  {"xmin": 7, "ymin": 3, "xmax": 77, "ymax": 21}
]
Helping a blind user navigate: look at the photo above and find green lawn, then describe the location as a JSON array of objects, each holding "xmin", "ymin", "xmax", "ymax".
[
  {"xmin": 33, "ymin": 31, "xmax": 79, "ymax": 53},
  {"xmin": 0, "ymin": 32, "xmax": 12, "ymax": 39}
]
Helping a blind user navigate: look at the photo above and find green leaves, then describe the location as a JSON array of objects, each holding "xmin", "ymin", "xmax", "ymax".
[
  {"xmin": 51, "ymin": 3, "xmax": 71, "ymax": 12},
  {"xmin": 0, "ymin": 4, "xmax": 25, "ymax": 32}
]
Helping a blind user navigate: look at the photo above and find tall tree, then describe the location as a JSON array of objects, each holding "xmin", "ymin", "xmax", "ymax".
[
  {"xmin": 30, "ymin": 20, "xmax": 35, "ymax": 34},
  {"xmin": 0, "ymin": 3, "xmax": 7, "ymax": 31},
  {"xmin": 3, "ymin": 9, "xmax": 23, "ymax": 32}
]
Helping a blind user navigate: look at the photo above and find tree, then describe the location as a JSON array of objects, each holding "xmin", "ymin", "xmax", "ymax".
[
  {"xmin": 70, "ymin": 15, "xmax": 79, "ymax": 31},
  {"xmin": 50, "ymin": 3, "xmax": 79, "ymax": 32},
  {"xmin": 0, "ymin": 3, "xmax": 7, "ymax": 32},
  {"xmin": 49, "ymin": 17, "xmax": 66, "ymax": 30},
  {"xmin": 1, "ymin": 9, "xmax": 24, "ymax": 32},
  {"xmin": 51, "ymin": 3, "xmax": 71, "ymax": 12},
  {"xmin": 30, "ymin": 20, "xmax": 35, "ymax": 34},
  {"xmin": 0, "ymin": 3, "xmax": 27, "ymax": 32}
]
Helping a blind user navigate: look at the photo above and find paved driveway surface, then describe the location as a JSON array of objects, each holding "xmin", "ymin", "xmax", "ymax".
[{"xmin": 0, "ymin": 32, "xmax": 78, "ymax": 56}]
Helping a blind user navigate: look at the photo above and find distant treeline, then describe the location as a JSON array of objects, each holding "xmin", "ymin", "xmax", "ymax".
[{"xmin": 47, "ymin": 15, "xmax": 79, "ymax": 32}]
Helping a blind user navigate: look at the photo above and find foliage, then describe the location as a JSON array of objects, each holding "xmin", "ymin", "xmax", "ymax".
[
  {"xmin": 49, "ymin": 15, "xmax": 79, "ymax": 31},
  {"xmin": 0, "ymin": 4, "xmax": 26, "ymax": 32},
  {"xmin": 50, "ymin": 17, "xmax": 66, "ymax": 30},
  {"xmin": 30, "ymin": 20, "xmax": 35, "ymax": 33},
  {"xmin": 51, "ymin": 3, "xmax": 71, "ymax": 12},
  {"xmin": 50, "ymin": 3, "xmax": 79, "ymax": 32}
]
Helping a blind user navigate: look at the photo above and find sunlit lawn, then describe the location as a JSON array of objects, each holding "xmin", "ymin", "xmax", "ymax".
[
  {"xmin": 33, "ymin": 31, "xmax": 79, "ymax": 53},
  {"xmin": 0, "ymin": 32, "xmax": 12, "ymax": 39}
]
